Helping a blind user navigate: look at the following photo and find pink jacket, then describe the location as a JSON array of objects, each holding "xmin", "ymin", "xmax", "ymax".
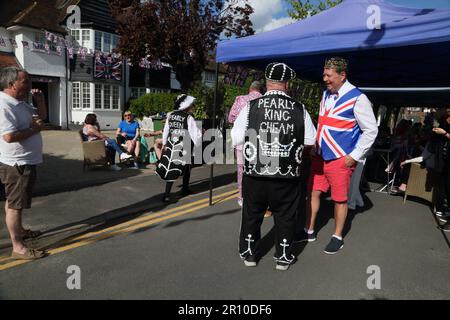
[{"xmin": 228, "ymin": 91, "xmax": 262, "ymax": 124}]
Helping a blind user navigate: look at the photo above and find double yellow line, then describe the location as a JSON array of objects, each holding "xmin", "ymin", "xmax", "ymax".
[{"xmin": 0, "ymin": 189, "xmax": 238, "ymax": 271}]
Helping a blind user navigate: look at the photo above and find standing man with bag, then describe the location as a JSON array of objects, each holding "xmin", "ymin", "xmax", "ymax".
[
  {"xmin": 299, "ymin": 57, "xmax": 378, "ymax": 254},
  {"xmin": 0, "ymin": 67, "xmax": 47, "ymax": 260},
  {"xmin": 232, "ymin": 62, "xmax": 316, "ymax": 271}
]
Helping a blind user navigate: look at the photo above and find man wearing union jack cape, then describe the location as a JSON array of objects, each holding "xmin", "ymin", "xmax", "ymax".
[{"xmin": 297, "ymin": 57, "xmax": 378, "ymax": 254}]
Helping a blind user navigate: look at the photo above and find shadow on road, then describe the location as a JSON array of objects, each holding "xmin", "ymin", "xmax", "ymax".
[
  {"xmin": 0, "ymin": 172, "xmax": 237, "ymax": 256},
  {"xmin": 0, "ymin": 154, "xmax": 145, "ymax": 200}
]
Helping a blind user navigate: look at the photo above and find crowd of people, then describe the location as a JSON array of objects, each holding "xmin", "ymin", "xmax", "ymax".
[
  {"xmin": 377, "ymin": 110, "xmax": 450, "ymax": 232},
  {"xmin": 1, "ymin": 57, "xmax": 448, "ymax": 265},
  {"xmin": 229, "ymin": 58, "xmax": 379, "ymax": 270}
]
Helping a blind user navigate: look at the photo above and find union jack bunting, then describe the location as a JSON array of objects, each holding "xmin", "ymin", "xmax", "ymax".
[
  {"xmin": 316, "ymin": 88, "xmax": 362, "ymax": 161},
  {"xmin": 95, "ymin": 55, "xmax": 122, "ymax": 81},
  {"xmin": 9, "ymin": 39, "xmax": 17, "ymax": 48}
]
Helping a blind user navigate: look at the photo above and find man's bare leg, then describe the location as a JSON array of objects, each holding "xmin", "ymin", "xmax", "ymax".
[
  {"xmin": 334, "ymin": 202, "xmax": 348, "ymax": 238},
  {"xmin": 305, "ymin": 190, "xmax": 322, "ymax": 231},
  {"xmin": 5, "ymin": 201, "xmax": 27, "ymax": 254}
]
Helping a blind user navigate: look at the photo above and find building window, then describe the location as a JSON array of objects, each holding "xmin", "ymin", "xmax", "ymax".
[
  {"xmin": 82, "ymin": 30, "xmax": 90, "ymax": 48},
  {"xmin": 130, "ymin": 87, "xmax": 147, "ymax": 99},
  {"xmin": 93, "ymin": 84, "xmax": 120, "ymax": 110},
  {"xmin": 112, "ymin": 35, "xmax": 119, "ymax": 50},
  {"xmin": 91, "ymin": 31, "xmax": 119, "ymax": 52},
  {"xmin": 103, "ymin": 85, "xmax": 111, "ymax": 109},
  {"xmin": 204, "ymin": 71, "xmax": 215, "ymax": 82},
  {"xmin": 95, "ymin": 84, "xmax": 102, "ymax": 109},
  {"xmin": 95, "ymin": 31, "xmax": 102, "ymax": 51},
  {"xmin": 72, "ymin": 83, "xmax": 80, "ymax": 109},
  {"xmin": 34, "ymin": 32, "xmax": 58, "ymax": 53},
  {"xmin": 71, "ymin": 30, "xmax": 80, "ymax": 42},
  {"xmin": 112, "ymin": 86, "xmax": 119, "ymax": 109},
  {"xmin": 104, "ymin": 33, "xmax": 111, "ymax": 53},
  {"xmin": 82, "ymin": 83, "xmax": 91, "ymax": 109}
]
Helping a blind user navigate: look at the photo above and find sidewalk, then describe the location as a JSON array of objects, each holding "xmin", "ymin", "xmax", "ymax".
[{"xmin": 34, "ymin": 130, "xmax": 158, "ymax": 195}]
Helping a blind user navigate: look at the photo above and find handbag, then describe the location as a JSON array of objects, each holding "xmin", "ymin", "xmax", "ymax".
[{"xmin": 149, "ymin": 151, "xmax": 158, "ymax": 164}]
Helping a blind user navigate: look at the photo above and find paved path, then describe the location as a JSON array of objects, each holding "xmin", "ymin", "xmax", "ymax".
[{"xmin": 0, "ymin": 164, "xmax": 448, "ymax": 300}]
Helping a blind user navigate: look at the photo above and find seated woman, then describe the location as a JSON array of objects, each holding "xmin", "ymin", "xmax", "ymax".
[
  {"xmin": 143, "ymin": 130, "xmax": 164, "ymax": 160},
  {"xmin": 116, "ymin": 111, "xmax": 141, "ymax": 169},
  {"xmin": 388, "ymin": 119, "xmax": 412, "ymax": 193},
  {"xmin": 83, "ymin": 114, "xmax": 132, "ymax": 170}
]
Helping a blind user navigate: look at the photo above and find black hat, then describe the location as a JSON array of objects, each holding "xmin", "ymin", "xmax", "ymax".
[{"xmin": 265, "ymin": 62, "xmax": 296, "ymax": 82}]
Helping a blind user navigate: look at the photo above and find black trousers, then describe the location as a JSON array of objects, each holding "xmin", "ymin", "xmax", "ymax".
[
  {"xmin": 164, "ymin": 165, "xmax": 191, "ymax": 196},
  {"xmin": 240, "ymin": 175, "xmax": 300, "ymax": 261}
]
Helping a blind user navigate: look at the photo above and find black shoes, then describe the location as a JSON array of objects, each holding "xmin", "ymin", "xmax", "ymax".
[
  {"xmin": 324, "ymin": 236, "xmax": 344, "ymax": 255},
  {"xmin": 274, "ymin": 254, "xmax": 296, "ymax": 271},
  {"xmin": 439, "ymin": 222, "xmax": 450, "ymax": 232},
  {"xmin": 293, "ymin": 230, "xmax": 317, "ymax": 243},
  {"xmin": 162, "ymin": 194, "xmax": 170, "ymax": 203},
  {"xmin": 243, "ymin": 254, "xmax": 258, "ymax": 267}
]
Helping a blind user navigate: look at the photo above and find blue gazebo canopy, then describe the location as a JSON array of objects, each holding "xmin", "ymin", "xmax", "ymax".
[{"xmin": 216, "ymin": 0, "xmax": 450, "ymax": 90}]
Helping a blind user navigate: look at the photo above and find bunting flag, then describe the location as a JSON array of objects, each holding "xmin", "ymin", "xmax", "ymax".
[
  {"xmin": 68, "ymin": 46, "xmax": 74, "ymax": 59},
  {"xmin": 224, "ymin": 64, "xmax": 251, "ymax": 87},
  {"xmin": 0, "ymin": 29, "xmax": 165, "ymax": 72},
  {"xmin": 9, "ymin": 39, "xmax": 17, "ymax": 48},
  {"xmin": 80, "ymin": 47, "xmax": 88, "ymax": 60}
]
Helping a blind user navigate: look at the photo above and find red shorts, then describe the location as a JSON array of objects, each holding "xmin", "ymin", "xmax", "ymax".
[{"xmin": 308, "ymin": 155, "xmax": 356, "ymax": 202}]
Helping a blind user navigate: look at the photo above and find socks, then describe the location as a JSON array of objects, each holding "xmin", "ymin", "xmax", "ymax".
[
  {"xmin": 304, "ymin": 228, "xmax": 314, "ymax": 234},
  {"xmin": 332, "ymin": 234, "xmax": 343, "ymax": 241}
]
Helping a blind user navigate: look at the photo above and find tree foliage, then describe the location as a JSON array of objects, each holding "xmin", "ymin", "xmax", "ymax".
[
  {"xmin": 128, "ymin": 81, "xmax": 248, "ymax": 122},
  {"xmin": 286, "ymin": 0, "xmax": 342, "ymax": 20},
  {"xmin": 128, "ymin": 92, "xmax": 178, "ymax": 119},
  {"xmin": 109, "ymin": 0, "xmax": 254, "ymax": 91}
]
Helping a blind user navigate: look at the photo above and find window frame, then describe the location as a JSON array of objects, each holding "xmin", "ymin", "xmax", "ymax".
[{"xmin": 72, "ymin": 82, "xmax": 81, "ymax": 110}]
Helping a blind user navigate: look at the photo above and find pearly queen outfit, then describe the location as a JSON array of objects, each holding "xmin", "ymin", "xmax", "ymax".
[
  {"xmin": 156, "ymin": 110, "xmax": 192, "ymax": 182},
  {"xmin": 157, "ymin": 94, "xmax": 202, "ymax": 202},
  {"xmin": 232, "ymin": 88, "xmax": 316, "ymax": 267}
]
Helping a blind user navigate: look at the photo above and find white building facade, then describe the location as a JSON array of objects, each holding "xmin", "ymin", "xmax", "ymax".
[{"xmin": 0, "ymin": 26, "xmax": 69, "ymax": 128}]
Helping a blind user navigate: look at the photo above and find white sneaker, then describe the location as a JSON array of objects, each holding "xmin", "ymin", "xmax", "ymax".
[
  {"xmin": 110, "ymin": 164, "xmax": 122, "ymax": 171},
  {"xmin": 120, "ymin": 153, "xmax": 132, "ymax": 161},
  {"xmin": 237, "ymin": 199, "xmax": 243, "ymax": 207}
]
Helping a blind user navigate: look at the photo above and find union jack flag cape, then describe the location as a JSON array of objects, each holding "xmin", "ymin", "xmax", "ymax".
[{"xmin": 316, "ymin": 88, "xmax": 363, "ymax": 161}]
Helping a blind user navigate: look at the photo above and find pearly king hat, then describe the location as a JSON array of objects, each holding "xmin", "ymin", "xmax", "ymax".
[
  {"xmin": 265, "ymin": 62, "xmax": 296, "ymax": 82},
  {"xmin": 175, "ymin": 94, "xmax": 196, "ymax": 111}
]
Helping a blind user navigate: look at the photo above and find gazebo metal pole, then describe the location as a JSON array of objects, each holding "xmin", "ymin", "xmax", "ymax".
[{"xmin": 209, "ymin": 62, "xmax": 220, "ymax": 206}]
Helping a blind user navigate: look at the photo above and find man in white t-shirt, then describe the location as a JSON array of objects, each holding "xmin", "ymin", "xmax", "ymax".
[{"xmin": 0, "ymin": 67, "xmax": 47, "ymax": 260}]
